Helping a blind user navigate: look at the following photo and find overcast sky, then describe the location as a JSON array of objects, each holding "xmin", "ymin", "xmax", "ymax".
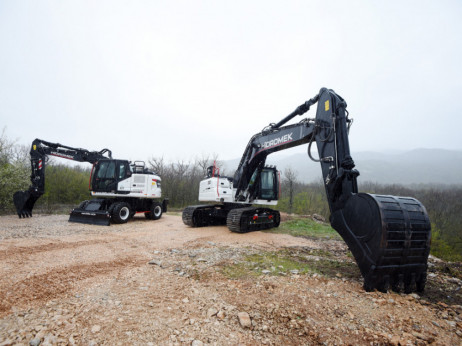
[{"xmin": 1, "ymin": 1, "xmax": 461, "ymax": 164}]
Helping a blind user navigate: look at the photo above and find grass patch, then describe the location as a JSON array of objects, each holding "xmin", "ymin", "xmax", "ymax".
[
  {"xmin": 221, "ymin": 249, "xmax": 360, "ymax": 280},
  {"xmin": 266, "ymin": 218, "xmax": 341, "ymax": 240},
  {"xmin": 166, "ymin": 211, "xmax": 182, "ymax": 217},
  {"xmin": 431, "ymin": 261, "xmax": 462, "ymax": 281}
]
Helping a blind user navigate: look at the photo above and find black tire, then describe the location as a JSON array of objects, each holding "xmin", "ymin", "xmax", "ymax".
[
  {"xmin": 151, "ymin": 202, "xmax": 163, "ymax": 220},
  {"xmin": 145, "ymin": 202, "xmax": 162, "ymax": 220},
  {"xmin": 111, "ymin": 202, "xmax": 131, "ymax": 224}
]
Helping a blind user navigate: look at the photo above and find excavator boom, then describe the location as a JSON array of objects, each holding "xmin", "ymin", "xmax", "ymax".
[{"xmin": 13, "ymin": 139, "xmax": 112, "ymax": 218}]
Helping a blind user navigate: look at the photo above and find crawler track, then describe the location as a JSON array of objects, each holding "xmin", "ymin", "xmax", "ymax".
[
  {"xmin": 227, "ymin": 207, "xmax": 280, "ymax": 233},
  {"xmin": 182, "ymin": 204, "xmax": 280, "ymax": 233},
  {"xmin": 182, "ymin": 205, "xmax": 231, "ymax": 227}
]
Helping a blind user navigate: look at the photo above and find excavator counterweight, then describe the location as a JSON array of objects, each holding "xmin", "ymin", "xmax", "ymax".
[{"xmin": 183, "ymin": 87, "xmax": 431, "ymax": 293}]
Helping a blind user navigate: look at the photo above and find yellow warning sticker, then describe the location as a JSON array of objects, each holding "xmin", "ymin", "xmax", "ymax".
[
  {"xmin": 325, "ymin": 100, "xmax": 330, "ymax": 112},
  {"xmin": 33, "ymin": 145, "xmax": 36, "ymax": 150}
]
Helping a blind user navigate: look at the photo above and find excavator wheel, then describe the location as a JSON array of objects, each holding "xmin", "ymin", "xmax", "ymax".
[
  {"xmin": 331, "ymin": 193, "xmax": 431, "ymax": 293},
  {"xmin": 151, "ymin": 202, "xmax": 163, "ymax": 220},
  {"xmin": 145, "ymin": 202, "xmax": 163, "ymax": 220},
  {"xmin": 111, "ymin": 202, "xmax": 132, "ymax": 224}
]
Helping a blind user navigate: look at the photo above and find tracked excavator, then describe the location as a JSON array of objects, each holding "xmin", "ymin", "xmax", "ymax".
[
  {"xmin": 183, "ymin": 87, "xmax": 431, "ymax": 293},
  {"xmin": 13, "ymin": 139, "xmax": 168, "ymax": 225}
]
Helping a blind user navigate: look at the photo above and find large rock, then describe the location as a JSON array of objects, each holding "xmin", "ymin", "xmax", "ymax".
[
  {"xmin": 207, "ymin": 307, "xmax": 218, "ymax": 318},
  {"xmin": 237, "ymin": 311, "xmax": 251, "ymax": 328}
]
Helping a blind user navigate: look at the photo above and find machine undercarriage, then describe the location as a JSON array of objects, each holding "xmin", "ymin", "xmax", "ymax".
[{"xmin": 182, "ymin": 204, "xmax": 280, "ymax": 233}]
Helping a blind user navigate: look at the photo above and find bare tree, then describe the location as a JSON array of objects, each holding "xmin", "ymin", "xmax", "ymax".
[
  {"xmin": 194, "ymin": 153, "xmax": 224, "ymax": 177},
  {"xmin": 148, "ymin": 156, "xmax": 166, "ymax": 177},
  {"xmin": 195, "ymin": 154, "xmax": 211, "ymax": 177},
  {"xmin": 283, "ymin": 167, "xmax": 298, "ymax": 214}
]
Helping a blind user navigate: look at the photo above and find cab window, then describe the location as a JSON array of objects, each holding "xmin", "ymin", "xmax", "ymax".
[
  {"xmin": 259, "ymin": 169, "xmax": 277, "ymax": 200},
  {"xmin": 97, "ymin": 161, "xmax": 116, "ymax": 179},
  {"xmin": 118, "ymin": 162, "xmax": 128, "ymax": 179}
]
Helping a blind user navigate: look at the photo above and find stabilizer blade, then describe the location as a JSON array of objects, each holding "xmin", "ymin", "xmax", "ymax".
[{"xmin": 69, "ymin": 200, "xmax": 111, "ymax": 226}]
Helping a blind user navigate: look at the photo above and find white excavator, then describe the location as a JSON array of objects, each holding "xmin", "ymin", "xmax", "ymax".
[
  {"xmin": 13, "ymin": 139, "xmax": 168, "ymax": 225},
  {"xmin": 183, "ymin": 87, "xmax": 431, "ymax": 293}
]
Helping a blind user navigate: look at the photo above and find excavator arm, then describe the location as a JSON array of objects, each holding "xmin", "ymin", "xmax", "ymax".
[
  {"xmin": 232, "ymin": 88, "xmax": 431, "ymax": 293},
  {"xmin": 233, "ymin": 89, "xmax": 354, "ymax": 205},
  {"xmin": 13, "ymin": 139, "xmax": 112, "ymax": 217}
]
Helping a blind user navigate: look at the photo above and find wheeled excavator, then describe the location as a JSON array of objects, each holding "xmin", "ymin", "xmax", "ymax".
[
  {"xmin": 13, "ymin": 139, "xmax": 168, "ymax": 225},
  {"xmin": 183, "ymin": 87, "xmax": 431, "ymax": 293}
]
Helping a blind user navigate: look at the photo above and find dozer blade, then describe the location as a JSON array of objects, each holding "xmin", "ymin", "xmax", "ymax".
[
  {"xmin": 13, "ymin": 190, "xmax": 40, "ymax": 218},
  {"xmin": 331, "ymin": 193, "xmax": 431, "ymax": 293},
  {"xmin": 69, "ymin": 200, "xmax": 111, "ymax": 226}
]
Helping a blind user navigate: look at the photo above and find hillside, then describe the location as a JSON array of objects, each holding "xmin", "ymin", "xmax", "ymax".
[{"xmin": 222, "ymin": 148, "xmax": 462, "ymax": 185}]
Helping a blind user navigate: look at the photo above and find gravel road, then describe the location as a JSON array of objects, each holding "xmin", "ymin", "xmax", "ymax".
[{"xmin": 0, "ymin": 213, "xmax": 460, "ymax": 345}]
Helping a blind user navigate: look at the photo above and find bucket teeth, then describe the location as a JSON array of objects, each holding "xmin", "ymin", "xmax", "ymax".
[
  {"xmin": 13, "ymin": 190, "xmax": 40, "ymax": 218},
  {"xmin": 377, "ymin": 276, "xmax": 390, "ymax": 293},
  {"xmin": 416, "ymin": 272, "xmax": 427, "ymax": 293},
  {"xmin": 404, "ymin": 273, "xmax": 417, "ymax": 294},
  {"xmin": 391, "ymin": 274, "xmax": 404, "ymax": 293}
]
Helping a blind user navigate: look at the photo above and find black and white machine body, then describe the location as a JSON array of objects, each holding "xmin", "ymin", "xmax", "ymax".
[
  {"xmin": 13, "ymin": 139, "xmax": 167, "ymax": 225},
  {"xmin": 183, "ymin": 87, "xmax": 431, "ymax": 293},
  {"xmin": 198, "ymin": 167, "xmax": 278, "ymax": 206}
]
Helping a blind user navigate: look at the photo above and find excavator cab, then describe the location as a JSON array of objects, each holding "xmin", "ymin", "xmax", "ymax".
[
  {"xmin": 90, "ymin": 159, "xmax": 131, "ymax": 193},
  {"xmin": 255, "ymin": 167, "xmax": 279, "ymax": 201}
]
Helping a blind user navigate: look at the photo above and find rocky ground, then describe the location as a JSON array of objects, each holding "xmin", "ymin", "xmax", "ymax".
[{"xmin": 0, "ymin": 213, "xmax": 461, "ymax": 345}]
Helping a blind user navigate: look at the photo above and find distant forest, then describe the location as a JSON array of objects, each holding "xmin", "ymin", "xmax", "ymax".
[{"xmin": 1, "ymin": 129, "xmax": 461, "ymax": 262}]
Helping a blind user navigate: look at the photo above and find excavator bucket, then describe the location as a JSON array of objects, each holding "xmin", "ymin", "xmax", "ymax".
[
  {"xmin": 331, "ymin": 193, "xmax": 431, "ymax": 293},
  {"xmin": 13, "ymin": 190, "xmax": 40, "ymax": 218},
  {"xmin": 69, "ymin": 200, "xmax": 111, "ymax": 226}
]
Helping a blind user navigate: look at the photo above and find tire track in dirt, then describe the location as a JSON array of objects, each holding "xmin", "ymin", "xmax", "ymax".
[
  {"xmin": 0, "ymin": 256, "xmax": 144, "ymax": 318},
  {"xmin": 0, "ymin": 239, "xmax": 115, "ymax": 261}
]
